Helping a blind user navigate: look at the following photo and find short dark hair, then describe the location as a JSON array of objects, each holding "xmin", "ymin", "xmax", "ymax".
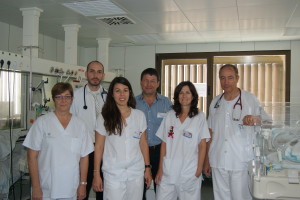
[
  {"xmin": 219, "ymin": 64, "xmax": 239, "ymax": 77},
  {"xmin": 140, "ymin": 68, "xmax": 160, "ymax": 81},
  {"xmin": 102, "ymin": 77, "xmax": 136, "ymax": 135},
  {"xmin": 172, "ymin": 81, "xmax": 199, "ymax": 118},
  {"xmin": 51, "ymin": 82, "xmax": 73, "ymax": 100},
  {"xmin": 87, "ymin": 61, "xmax": 104, "ymax": 72}
]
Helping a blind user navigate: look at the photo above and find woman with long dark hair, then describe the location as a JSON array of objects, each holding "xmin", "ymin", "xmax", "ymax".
[
  {"xmin": 155, "ymin": 81, "xmax": 210, "ymax": 200},
  {"xmin": 92, "ymin": 77, "xmax": 152, "ymax": 200}
]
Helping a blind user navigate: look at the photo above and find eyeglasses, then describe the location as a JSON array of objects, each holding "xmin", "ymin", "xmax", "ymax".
[
  {"xmin": 214, "ymin": 88, "xmax": 242, "ymax": 121},
  {"xmin": 54, "ymin": 95, "xmax": 72, "ymax": 100}
]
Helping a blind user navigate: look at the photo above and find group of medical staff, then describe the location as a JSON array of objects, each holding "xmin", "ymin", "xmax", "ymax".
[{"xmin": 23, "ymin": 61, "xmax": 261, "ymax": 200}]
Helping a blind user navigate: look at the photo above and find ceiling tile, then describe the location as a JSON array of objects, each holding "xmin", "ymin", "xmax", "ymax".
[
  {"xmin": 134, "ymin": 11, "xmax": 189, "ymax": 25},
  {"xmin": 240, "ymin": 28, "xmax": 285, "ymax": 41},
  {"xmin": 201, "ymin": 30, "xmax": 241, "ymax": 39},
  {"xmin": 114, "ymin": 0, "xmax": 179, "ymax": 12},
  {"xmin": 160, "ymin": 32, "xmax": 205, "ymax": 42},
  {"xmin": 150, "ymin": 23, "xmax": 196, "ymax": 33},
  {"xmin": 0, "ymin": 0, "xmax": 299, "ymax": 46},
  {"xmin": 193, "ymin": 20, "xmax": 239, "ymax": 31},
  {"xmin": 175, "ymin": 0, "xmax": 237, "ymax": 10},
  {"xmin": 238, "ymin": 3, "xmax": 296, "ymax": 20},
  {"xmin": 284, "ymin": 27, "xmax": 300, "ymax": 36},
  {"xmin": 239, "ymin": 18, "xmax": 287, "ymax": 30},
  {"xmin": 287, "ymin": 17, "xmax": 300, "ymax": 27},
  {"xmin": 184, "ymin": 7, "xmax": 238, "ymax": 22},
  {"xmin": 237, "ymin": 0, "xmax": 298, "ymax": 7}
]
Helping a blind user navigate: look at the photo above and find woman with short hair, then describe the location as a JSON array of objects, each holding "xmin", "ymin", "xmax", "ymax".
[{"xmin": 24, "ymin": 82, "xmax": 93, "ymax": 200}]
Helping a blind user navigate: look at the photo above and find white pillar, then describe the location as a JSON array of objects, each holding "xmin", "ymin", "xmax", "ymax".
[
  {"xmin": 97, "ymin": 38, "xmax": 111, "ymax": 69},
  {"xmin": 63, "ymin": 24, "xmax": 81, "ymax": 65},
  {"xmin": 20, "ymin": 7, "xmax": 43, "ymax": 57}
]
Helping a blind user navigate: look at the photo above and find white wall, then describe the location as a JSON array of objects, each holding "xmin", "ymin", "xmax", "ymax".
[
  {"xmin": 78, "ymin": 47, "xmax": 97, "ymax": 67},
  {"xmin": 291, "ymin": 41, "xmax": 300, "ymax": 103},
  {"xmin": 108, "ymin": 41, "xmax": 300, "ymax": 104},
  {"xmin": 0, "ymin": 21, "xmax": 68, "ymax": 64}
]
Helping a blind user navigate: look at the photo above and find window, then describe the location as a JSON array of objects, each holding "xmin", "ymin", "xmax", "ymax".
[
  {"xmin": 156, "ymin": 51, "xmax": 290, "ymax": 115},
  {"xmin": 0, "ymin": 71, "xmax": 24, "ymax": 129},
  {"xmin": 213, "ymin": 55, "xmax": 287, "ymax": 105},
  {"xmin": 161, "ymin": 59, "xmax": 208, "ymax": 113}
]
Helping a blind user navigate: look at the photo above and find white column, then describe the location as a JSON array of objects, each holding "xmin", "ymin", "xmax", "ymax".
[
  {"xmin": 97, "ymin": 38, "xmax": 111, "ymax": 69},
  {"xmin": 20, "ymin": 7, "xmax": 43, "ymax": 57},
  {"xmin": 63, "ymin": 24, "xmax": 81, "ymax": 65}
]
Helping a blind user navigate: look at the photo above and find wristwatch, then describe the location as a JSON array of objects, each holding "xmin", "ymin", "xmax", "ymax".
[{"xmin": 145, "ymin": 164, "xmax": 152, "ymax": 168}]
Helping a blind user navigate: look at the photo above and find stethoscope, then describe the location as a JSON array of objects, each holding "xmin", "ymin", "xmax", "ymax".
[
  {"xmin": 214, "ymin": 88, "xmax": 242, "ymax": 121},
  {"xmin": 83, "ymin": 84, "xmax": 107, "ymax": 109}
]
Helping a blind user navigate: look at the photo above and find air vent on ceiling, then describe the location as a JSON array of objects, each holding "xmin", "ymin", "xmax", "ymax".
[{"xmin": 97, "ymin": 16, "xmax": 135, "ymax": 26}]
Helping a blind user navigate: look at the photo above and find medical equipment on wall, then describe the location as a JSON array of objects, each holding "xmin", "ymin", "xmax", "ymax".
[
  {"xmin": 248, "ymin": 103, "xmax": 300, "ymax": 199},
  {"xmin": 32, "ymin": 78, "xmax": 50, "ymax": 107}
]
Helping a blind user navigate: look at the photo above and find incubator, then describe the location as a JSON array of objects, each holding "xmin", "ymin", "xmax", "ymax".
[{"xmin": 249, "ymin": 103, "xmax": 300, "ymax": 199}]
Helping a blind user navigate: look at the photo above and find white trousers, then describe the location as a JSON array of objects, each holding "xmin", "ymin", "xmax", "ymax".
[
  {"xmin": 103, "ymin": 176, "xmax": 144, "ymax": 200},
  {"xmin": 43, "ymin": 196, "xmax": 76, "ymax": 200},
  {"xmin": 156, "ymin": 176, "xmax": 202, "ymax": 200},
  {"xmin": 212, "ymin": 168, "xmax": 252, "ymax": 200}
]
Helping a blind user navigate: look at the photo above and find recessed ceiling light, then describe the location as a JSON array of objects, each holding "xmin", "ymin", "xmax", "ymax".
[{"xmin": 63, "ymin": 0, "xmax": 126, "ymax": 16}]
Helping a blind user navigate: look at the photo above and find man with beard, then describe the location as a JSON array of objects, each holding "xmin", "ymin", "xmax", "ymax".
[{"xmin": 71, "ymin": 61, "xmax": 107, "ymax": 200}]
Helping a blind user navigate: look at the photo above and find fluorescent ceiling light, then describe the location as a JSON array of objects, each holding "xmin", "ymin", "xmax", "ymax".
[{"xmin": 63, "ymin": 0, "xmax": 126, "ymax": 16}]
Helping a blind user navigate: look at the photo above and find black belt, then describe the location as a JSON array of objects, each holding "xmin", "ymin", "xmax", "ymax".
[{"xmin": 149, "ymin": 144, "xmax": 161, "ymax": 150}]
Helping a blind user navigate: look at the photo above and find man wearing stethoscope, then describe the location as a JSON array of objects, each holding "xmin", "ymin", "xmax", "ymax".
[
  {"xmin": 204, "ymin": 64, "xmax": 261, "ymax": 200},
  {"xmin": 71, "ymin": 61, "xmax": 107, "ymax": 200}
]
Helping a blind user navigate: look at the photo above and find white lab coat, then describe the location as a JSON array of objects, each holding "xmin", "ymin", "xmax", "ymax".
[
  {"xmin": 156, "ymin": 110, "xmax": 210, "ymax": 200},
  {"xmin": 95, "ymin": 108, "xmax": 147, "ymax": 200},
  {"xmin": 208, "ymin": 90, "xmax": 260, "ymax": 200},
  {"xmin": 70, "ymin": 85, "xmax": 107, "ymax": 142},
  {"xmin": 23, "ymin": 112, "xmax": 94, "ymax": 199},
  {"xmin": 208, "ymin": 90, "xmax": 260, "ymax": 170}
]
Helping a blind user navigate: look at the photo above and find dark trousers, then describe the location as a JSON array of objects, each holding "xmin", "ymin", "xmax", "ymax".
[
  {"xmin": 84, "ymin": 151, "xmax": 103, "ymax": 200},
  {"xmin": 142, "ymin": 144, "xmax": 161, "ymax": 200}
]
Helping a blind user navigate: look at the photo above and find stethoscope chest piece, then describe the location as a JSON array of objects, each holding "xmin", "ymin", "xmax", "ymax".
[{"xmin": 83, "ymin": 84, "xmax": 107, "ymax": 110}]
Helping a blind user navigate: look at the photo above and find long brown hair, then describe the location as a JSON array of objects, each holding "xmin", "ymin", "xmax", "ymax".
[
  {"xmin": 101, "ymin": 77, "xmax": 136, "ymax": 135},
  {"xmin": 172, "ymin": 81, "xmax": 199, "ymax": 118}
]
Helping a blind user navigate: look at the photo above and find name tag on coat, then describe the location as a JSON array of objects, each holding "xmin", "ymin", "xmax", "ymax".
[{"xmin": 157, "ymin": 112, "xmax": 167, "ymax": 118}]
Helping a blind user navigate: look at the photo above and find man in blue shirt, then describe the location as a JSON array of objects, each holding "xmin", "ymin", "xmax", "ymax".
[{"xmin": 135, "ymin": 68, "xmax": 172, "ymax": 199}]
